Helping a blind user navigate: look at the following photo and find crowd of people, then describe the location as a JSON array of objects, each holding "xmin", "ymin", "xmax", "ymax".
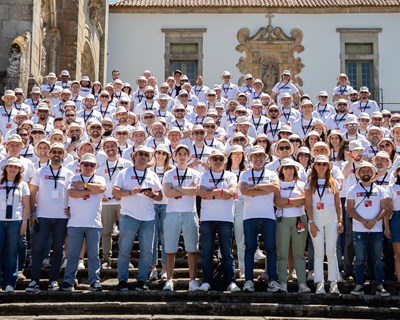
[{"xmin": 0, "ymin": 68, "xmax": 398, "ymax": 297}]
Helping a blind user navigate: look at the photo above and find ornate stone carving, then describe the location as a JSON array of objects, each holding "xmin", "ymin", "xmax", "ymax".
[
  {"xmin": 88, "ymin": 0, "xmax": 104, "ymax": 35},
  {"xmin": 236, "ymin": 25, "xmax": 304, "ymax": 93},
  {"xmin": 7, "ymin": 32, "xmax": 31, "ymax": 93}
]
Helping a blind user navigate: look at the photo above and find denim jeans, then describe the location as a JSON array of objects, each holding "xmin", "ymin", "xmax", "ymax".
[
  {"xmin": 63, "ymin": 227, "xmax": 102, "ymax": 285},
  {"xmin": 152, "ymin": 204, "xmax": 167, "ymax": 265},
  {"xmin": 117, "ymin": 214, "xmax": 154, "ymax": 282},
  {"xmin": 244, "ymin": 218, "xmax": 277, "ymax": 282},
  {"xmin": 18, "ymin": 234, "xmax": 27, "ymax": 272},
  {"xmin": 200, "ymin": 221, "xmax": 235, "ymax": 286},
  {"xmin": 353, "ymin": 231, "xmax": 384, "ymax": 285},
  {"xmin": 30, "ymin": 218, "xmax": 68, "ymax": 282},
  {"xmin": 0, "ymin": 220, "xmax": 21, "ymax": 288}
]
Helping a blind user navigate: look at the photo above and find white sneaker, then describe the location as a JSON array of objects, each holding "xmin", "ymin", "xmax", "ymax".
[
  {"xmin": 315, "ymin": 282, "xmax": 326, "ymax": 294},
  {"xmin": 128, "ymin": 262, "xmax": 134, "ymax": 270},
  {"xmin": 307, "ymin": 271, "xmax": 314, "ymax": 281},
  {"xmin": 42, "ymin": 258, "xmax": 51, "ymax": 269},
  {"xmin": 239, "ymin": 269, "xmax": 245, "ymax": 279},
  {"xmin": 112, "ymin": 223, "xmax": 120, "ymax": 236},
  {"xmin": 243, "ymin": 280, "xmax": 255, "ymax": 292},
  {"xmin": 149, "ymin": 268, "xmax": 158, "ymax": 280},
  {"xmin": 26, "ymin": 280, "xmax": 40, "ymax": 293},
  {"xmin": 163, "ymin": 280, "xmax": 174, "ymax": 291},
  {"xmin": 189, "ymin": 280, "xmax": 200, "ymax": 291},
  {"xmin": 254, "ymin": 249, "xmax": 266, "ymax": 260},
  {"xmin": 48, "ymin": 281, "xmax": 59, "ymax": 291},
  {"xmin": 78, "ymin": 259, "xmax": 85, "ymax": 270},
  {"xmin": 288, "ymin": 269, "xmax": 297, "ymax": 281},
  {"xmin": 329, "ymin": 281, "xmax": 340, "ymax": 295},
  {"xmin": 376, "ymin": 284, "xmax": 390, "ymax": 297},
  {"xmin": 298, "ymin": 282, "xmax": 311, "ymax": 293},
  {"xmin": 196, "ymin": 282, "xmax": 211, "ymax": 292},
  {"xmin": 227, "ymin": 282, "xmax": 241, "ymax": 292},
  {"xmin": 159, "ymin": 269, "xmax": 167, "ymax": 280},
  {"xmin": 61, "ymin": 258, "xmax": 68, "ymax": 269},
  {"xmin": 280, "ymin": 282, "xmax": 288, "ymax": 293},
  {"xmin": 5, "ymin": 285, "xmax": 14, "ymax": 292},
  {"xmin": 267, "ymin": 280, "xmax": 281, "ymax": 293}
]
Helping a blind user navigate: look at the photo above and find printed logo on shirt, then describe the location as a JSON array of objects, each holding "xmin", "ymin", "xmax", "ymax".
[
  {"xmin": 173, "ymin": 175, "xmax": 193, "ymax": 180},
  {"xmin": 104, "ymin": 167, "xmax": 123, "ymax": 173},
  {"xmin": 248, "ymin": 176, "xmax": 270, "ymax": 182},
  {"xmin": 44, "ymin": 175, "xmax": 66, "ymax": 181},
  {"xmin": 356, "ymin": 192, "xmax": 378, "ymax": 197}
]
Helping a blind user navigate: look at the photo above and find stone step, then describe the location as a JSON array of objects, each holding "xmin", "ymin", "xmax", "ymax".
[{"xmin": 0, "ymin": 317, "xmax": 374, "ymax": 320}]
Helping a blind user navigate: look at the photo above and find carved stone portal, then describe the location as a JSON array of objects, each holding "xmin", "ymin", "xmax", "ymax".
[{"xmin": 236, "ymin": 25, "xmax": 304, "ymax": 94}]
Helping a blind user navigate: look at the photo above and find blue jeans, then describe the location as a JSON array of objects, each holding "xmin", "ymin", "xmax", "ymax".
[
  {"xmin": 31, "ymin": 218, "xmax": 68, "ymax": 282},
  {"xmin": 64, "ymin": 227, "xmax": 102, "ymax": 285},
  {"xmin": 353, "ymin": 231, "xmax": 384, "ymax": 285},
  {"xmin": 117, "ymin": 214, "xmax": 154, "ymax": 282},
  {"xmin": 200, "ymin": 221, "xmax": 235, "ymax": 285},
  {"xmin": 0, "ymin": 220, "xmax": 21, "ymax": 288},
  {"xmin": 152, "ymin": 204, "xmax": 167, "ymax": 265},
  {"xmin": 244, "ymin": 218, "xmax": 277, "ymax": 282}
]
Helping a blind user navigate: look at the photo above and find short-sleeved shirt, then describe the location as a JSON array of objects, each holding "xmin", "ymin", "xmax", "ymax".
[
  {"xmin": 0, "ymin": 180, "xmax": 29, "ymax": 221},
  {"xmin": 279, "ymin": 180, "xmax": 305, "ymax": 218}
]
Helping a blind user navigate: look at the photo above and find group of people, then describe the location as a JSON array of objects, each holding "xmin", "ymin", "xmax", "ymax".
[{"xmin": 0, "ymin": 68, "xmax": 399, "ymax": 298}]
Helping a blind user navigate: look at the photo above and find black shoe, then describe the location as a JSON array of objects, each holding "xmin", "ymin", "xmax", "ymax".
[
  {"xmin": 135, "ymin": 280, "xmax": 149, "ymax": 291},
  {"xmin": 116, "ymin": 280, "xmax": 128, "ymax": 291},
  {"xmin": 101, "ymin": 259, "xmax": 112, "ymax": 269},
  {"xmin": 59, "ymin": 282, "xmax": 73, "ymax": 291},
  {"xmin": 90, "ymin": 282, "xmax": 102, "ymax": 292}
]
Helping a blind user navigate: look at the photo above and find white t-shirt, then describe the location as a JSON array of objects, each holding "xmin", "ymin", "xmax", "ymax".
[
  {"xmin": 0, "ymin": 180, "xmax": 29, "ymax": 221},
  {"xmin": 279, "ymin": 180, "xmax": 305, "ymax": 218},
  {"xmin": 200, "ymin": 170, "xmax": 237, "ymax": 222},
  {"xmin": 272, "ymin": 82, "xmax": 299, "ymax": 107},
  {"xmin": 114, "ymin": 167, "xmax": 162, "ymax": 221},
  {"xmin": 0, "ymin": 157, "xmax": 36, "ymax": 182},
  {"xmin": 347, "ymin": 182, "xmax": 387, "ymax": 232},
  {"xmin": 163, "ymin": 167, "xmax": 201, "ymax": 213},
  {"xmin": 266, "ymin": 159, "xmax": 307, "ymax": 183},
  {"xmin": 68, "ymin": 174, "xmax": 106, "ymax": 228},
  {"xmin": 150, "ymin": 165, "xmax": 172, "ymax": 205},
  {"xmin": 325, "ymin": 113, "xmax": 349, "ymax": 134},
  {"xmin": 349, "ymin": 100, "xmax": 380, "ymax": 117},
  {"xmin": 305, "ymin": 178, "xmax": 338, "ymax": 208},
  {"xmin": 279, "ymin": 107, "xmax": 301, "ymax": 126},
  {"xmin": 387, "ymin": 183, "xmax": 400, "ymax": 211},
  {"xmin": 31, "ymin": 165, "xmax": 75, "ymax": 218},
  {"xmin": 240, "ymin": 168, "xmax": 279, "ymax": 220},
  {"xmin": 188, "ymin": 144, "xmax": 214, "ymax": 173}
]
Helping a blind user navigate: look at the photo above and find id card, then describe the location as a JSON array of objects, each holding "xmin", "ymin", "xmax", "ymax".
[
  {"xmin": 364, "ymin": 200, "xmax": 372, "ymax": 207},
  {"xmin": 316, "ymin": 202, "xmax": 324, "ymax": 210}
]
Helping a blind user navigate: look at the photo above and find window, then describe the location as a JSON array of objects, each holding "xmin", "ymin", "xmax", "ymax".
[
  {"xmin": 337, "ymin": 28, "xmax": 382, "ymax": 101},
  {"xmin": 162, "ymin": 28, "xmax": 206, "ymax": 84}
]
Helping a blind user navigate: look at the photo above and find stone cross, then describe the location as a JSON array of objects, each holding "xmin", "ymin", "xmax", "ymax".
[{"xmin": 265, "ymin": 13, "xmax": 275, "ymax": 26}]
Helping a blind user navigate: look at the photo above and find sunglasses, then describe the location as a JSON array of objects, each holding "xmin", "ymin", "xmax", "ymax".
[
  {"xmin": 102, "ymin": 124, "xmax": 113, "ymax": 128},
  {"xmin": 212, "ymin": 156, "xmax": 225, "ymax": 162},
  {"xmin": 380, "ymin": 143, "xmax": 392, "ymax": 148},
  {"xmin": 137, "ymin": 151, "xmax": 150, "ymax": 157},
  {"xmin": 290, "ymin": 139, "xmax": 301, "ymax": 143},
  {"xmin": 38, "ymin": 110, "xmax": 49, "ymax": 113},
  {"xmin": 282, "ymin": 166, "xmax": 295, "ymax": 170},
  {"xmin": 18, "ymin": 133, "xmax": 29, "ymax": 137},
  {"xmin": 70, "ymin": 129, "xmax": 81, "ymax": 133},
  {"xmin": 119, "ymin": 102, "xmax": 129, "ymax": 105},
  {"xmin": 90, "ymin": 126, "xmax": 102, "ymax": 130},
  {"xmin": 193, "ymin": 131, "xmax": 205, "ymax": 135},
  {"xmin": 257, "ymin": 140, "xmax": 268, "ymax": 143},
  {"xmin": 233, "ymin": 138, "xmax": 246, "ymax": 142},
  {"xmin": 116, "ymin": 131, "xmax": 128, "ymax": 136},
  {"xmin": 392, "ymin": 120, "xmax": 400, "ymax": 123},
  {"xmin": 207, "ymin": 94, "xmax": 216, "ymax": 97},
  {"xmin": 204, "ymin": 125, "xmax": 216, "ymax": 129},
  {"xmin": 383, "ymin": 115, "xmax": 391, "ymax": 118},
  {"xmin": 298, "ymin": 153, "xmax": 310, "ymax": 157},
  {"xmin": 51, "ymin": 150, "xmax": 64, "ymax": 155},
  {"xmin": 337, "ymin": 103, "xmax": 347, "ymax": 106},
  {"xmin": 359, "ymin": 119, "xmax": 369, "ymax": 122},
  {"xmin": 156, "ymin": 151, "xmax": 168, "ymax": 156},
  {"xmin": 373, "ymin": 118, "xmax": 383, "ymax": 121},
  {"xmin": 100, "ymin": 95, "xmax": 109, "ymax": 98},
  {"xmin": 268, "ymin": 110, "xmax": 279, "ymax": 113},
  {"xmin": 174, "ymin": 110, "xmax": 185, "ymax": 113},
  {"xmin": 65, "ymin": 114, "xmax": 75, "ymax": 117},
  {"xmin": 278, "ymin": 146, "xmax": 291, "ymax": 151},
  {"xmin": 236, "ymin": 111, "xmax": 247, "ymax": 115},
  {"xmin": 315, "ymin": 163, "xmax": 328, "ymax": 167},
  {"xmin": 144, "ymin": 116, "xmax": 155, "ymax": 119},
  {"xmin": 82, "ymin": 163, "xmax": 96, "ymax": 168},
  {"xmin": 31, "ymin": 131, "xmax": 45, "ymax": 135}
]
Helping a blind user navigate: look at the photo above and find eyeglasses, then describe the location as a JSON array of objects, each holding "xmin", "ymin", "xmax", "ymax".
[
  {"xmin": 18, "ymin": 133, "xmax": 29, "ymax": 137},
  {"xmin": 38, "ymin": 110, "xmax": 49, "ymax": 113},
  {"xmin": 116, "ymin": 131, "xmax": 128, "ymax": 136},
  {"xmin": 212, "ymin": 156, "xmax": 225, "ymax": 162},
  {"xmin": 257, "ymin": 140, "xmax": 268, "ymax": 143},
  {"xmin": 102, "ymin": 124, "xmax": 113, "ymax": 128},
  {"xmin": 155, "ymin": 151, "xmax": 168, "ymax": 156},
  {"xmin": 298, "ymin": 153, "xmax": 310, "ymax": 157},
  {"xmin": 100, "ymin": 95, "xmax": 109, "ymax": 98},
  {"xmin": 359, "ymin": 119, "xmax": 369, "ymax": 122},
  {"xmin": 204, "ymin": 125, "xmax": 216, "ymax": 129},
  {"xmin": 233, "ymin": 138, "xmax": 246, "ymax": 143},
  {"xmin": 383, "ymin": 115, "xmax": 391, "ymax": 118},
  {"xmin": 70, "ymin": 129, "xmax": 81, "ymax": 133},
  {"xmin": 51, "ymin": 150, "xmax": 64, "ymax": 155},
  {"xmin": 315, "ymin": 163, "xmax": 328, "ymax": 167},
  {"xmin": 119, "ymin": 102, "xmax": 129, "ymax": 105},
  {"xmin": 278, "ymin": 146, "xmax": 291, "ymax": 151},
  {"xmin": 346, "ymin": 123, "xmax": 358, "ymax": 127},
  {"xmin": 137, "ymin": 151, "xmax": 150, "ymax": 157},
  {"xmin": 193, "ymin": 131, "xmax": 205, "ymax": 135},
  {"xmin": 373, "ymin": 118, "xmax": 383, "ymax": 121},
  {"xmin": 31, "ymin": 131, "xmax": 45, "ymax": 135},
  {"xmin": 319, "ymin": 96, "xmax": 328, "ymax": 99},
  {"xmin": 223, "ymin": 76, "xmax": 231, "ymax": 79},
  {"xmin": 337, "ymin": 103, "xmax": 347, "ymax": 106},
  {"xmin": 207, "ymin": 94, "xmax": 216, "ymax": 97},
  {"xmin": 174, "ymin": 110, "xmax": 185, "ymax": 113},
  {"xmin": 268, "ymin": 110, "xmax": 279, "ymax": 113},
  {"xmin": 236, "ymin": 111, "xmax": 247, "ymax": 115},
  {"xmin": 380, "ymin": 143, "xmax": 392, "ymax": 148},
  {"xmin": 82, "ymin": 163, "xmax": 96, "ymax": 168},
  {"xmin": 280, "ymin": 132, "xmax": 291, "ymax": 135},
  {"xmin": 90, "ymin": 126, "xmax": 102, "ymax": 130},
  {"xmin": 392, "ymin": 120, "xmax": 400, "ymax": 123},
  {"xmin": 65, "ymin": 114, "xmax": 75, "ymax": 117},
  {"xmin": 144, "ymin": 116, "xmax": 155, "ymax": 119},
  {"xmin": 290, "ymin": 139, "xmax": 301, "ymax": 143}
]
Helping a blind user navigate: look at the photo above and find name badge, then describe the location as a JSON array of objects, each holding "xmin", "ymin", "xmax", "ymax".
[
  {"xmin": 364, "ymin": 200, "xmax": 372, "ymax": 207},
  {"xmin": 316, "ymin": 202, "xmax": 324, "ymax": 210}
]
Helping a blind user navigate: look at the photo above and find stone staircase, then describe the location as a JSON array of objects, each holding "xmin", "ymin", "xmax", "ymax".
[{"xmin": 1, "ymin": 237, "xmax": 400, "ymax": 319}]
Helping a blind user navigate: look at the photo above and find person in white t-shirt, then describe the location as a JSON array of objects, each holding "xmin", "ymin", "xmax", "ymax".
[
  {"xmin": 197, "ymin": 149, "xmax": 240, "ymax": 292},
  {"xmin": 162, "ymin": 145, "xmax": 201, "ymax": 292},
  {"xmin": 26, "ymin": 143, "xmax": 74, "ymax": 293},
  {"xmin": 239, "ymin": 146, "xmax": 280, "ymax": 293},
  {"xmin": 332, "ymin": 73, "xmax": 353, "ymax": 102},
  {"xmin": 60, "ymin": 153, "xmax": 106, "ymax": 292},
  {"xmin": 347, "ymin": 161, "xmax": 390, "ymax": 297},
  {"xmin": 270, "ymin": 70, "xmax": 300, "ymax": 108},
  {"xmin": 113, "ymin": 145, "xmax": 162, "ymax": 292}
]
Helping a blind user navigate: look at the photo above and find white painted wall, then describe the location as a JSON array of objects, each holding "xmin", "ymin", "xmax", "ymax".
[{"xmin": 108, "ymin": 12, "xmax": 400, "ymax": 109}]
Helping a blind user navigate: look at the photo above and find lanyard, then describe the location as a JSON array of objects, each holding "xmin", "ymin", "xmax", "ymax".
[
  {"xmin": 268, "ymin": 122, "xmax": 279, "ymax": 138},
  {"xmin": 334, "ymin": 113, "xmax": 347, "ymax": 126},
  {"xmin": 210, "ymin": 170, "xmax": 225, "ymax": 188},
  {"xmin": 277, "ymin": 81, "xmax": 288, "ymax": 91},
  {"xmin": 14, "ymin": 103, "xmax": 21, "ymax": 111},
  {"xmin": 48, "ymin": 84, "xmax": 55, "ymax": 92},
  {"xmin": 194, "ymin": 86, "xmax": 202, "ymax": 96},
  {"xmin": 176, "ymin": 168, "xmax": 188, "ymax": 186},
  {"xmin": 169, "ymin": 146, "xmax": 176, "ymax": 164},
  {"xmin": 194, "ymin": 145, "xmax": 205, "ymax": 160},
  {"xmin": 228, "ymin": 114, "xmax": 236, "ymax": 124},
  {"xmin": 253, "ymin": 92, "xmax": 262, "ymax": 99},
  {"xmin": 339, "ymin": 86, "xmax": 347, "ymax": 94},
  {"xmin": 137, "ymin": 92, "xmax": 144, "ymax": 103},
  {"xmin": 145, "ymin": 101, "xmax": 154, "ymax": 110},
  {"xmin": 251, "ymin": 169, "xmax": 265, "ymax": 185},
  {"xmin": 360, "ymin": 100, "xmax": 369, "ymax": 112},
  {"xmin": 301, "ymin": 118, "xmax": 313, "ymax": 136},
  {"xmin": 91, "ymin": 140, "xmax": 102, "ymax": 151},
  {"xmin": 204, "ymin": 139, "xmax": 214, "ymax": 147},
  {"xmin": 133, "ymin": 167, "xmax": 147, "ymax": 186},
  {"xmin": 317, "ymin": 182, "xmax": 326, "ymax": 201},
  {"xmin": 50, "ymin": 166, "xmax": 62, "ymax": 189},
  {"xmin": 246, "ymin": 86, "xmax": 253, "ymax": 93},
  {"xmin": 376, "ymin": 173, "xmax": 388, "ymax": 186},
  {"xmin": 31, "ymin": 99, "xmax": 39, "ymax": 110},
  {"xmin": 317, "ymin": 103, "xmax": 328, "ymax": 115},
  {"xmin": 360, "ymin": 183, "xmax": 374, "ymax": 199},
  {"xmin": 38, "ymin": 159, "xmax": 50, "ymax": 168},
  {"xmin": 222, "ymin": 84, "xmax": 230, "ymax": 96},
  {"xmin": 252, "ymin": 116, "xmax": 261, "ymax": 130},
  {"xmin": 157, "ymin": 110, "xmax": 166, "ymax": 117},
  {"xmin": 154, "ymin": 166, "xmax": 165, "ymax": 183},
  {"xmin": 80, "ymin": 173, "xmax": 94, "ymax": 185},
  {"xmin": 100, "ymin": 105, "xmax": 109, "ymax": 118},
  {"xmin": 229, "ymin": 169, "xmax": 242, "ymax": 183},
  {"xmin": 5, "ymin": 181, "xmax": 17, "ymax": 205},
  {"xmin": 195, "ymin": 116, "xmax": 204, "ymax": 124},
  {"xmin": 4, "ymin": 107, "xmax": 12, "ymax": 123},
  {"xmin": 106, "ymin": 159, "xmax": 119, "ymax": 181},
  {"xmin": 282, "ymin": 108, "xmax": 291, "ymax": 122},
  {"xmin": 83, "ymin": 109, "xmax": 94, "ymax": 123},
  {"xmin": 175, "ymin": 120, "xmax": 184, "ymax": 131}
]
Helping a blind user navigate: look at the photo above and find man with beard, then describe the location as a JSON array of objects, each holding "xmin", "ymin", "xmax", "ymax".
[
  {"xmin": 145, "ymin": 122, "xmax": 170, "ymax": 149},
  {"xmin": 35, "ymin": 103, "xmax": 53, "ymax": 134},
  {"xmin": 176, "ymin": 89, "xmax": 194, "ymax": 116},
  {"xmin": 63, "ymin": 105, "xmax": 84, "ymax": 127},
  {"xmin": 188, "ymin": 125, "xmax": 213, "ymax": 173},
  {"xmin": 97, "ymin": 137, "xmax": 132, "ymax": 269},
  {"xmin": 66, "ymin": 123, "xmax": 86, "ymax": 157},
  {"xmin": 349, "ymin": 86, "xmax": 380, "ymax": 118},
  {"xmin": 219, "ymin": 99, "xmax": 238, "ymax": 130},
  {"xmin": 170, "ymin": 105, "xmax": 193, "ymax": 146},
  {"xmin": 203, "ymin": 117, "xmax": 225, "ymax": 151},
  {"xmin": 131, "ymin": 76, "xmax": 147, "ymax": 106},
  {"xmin": 56, "ymin": 70, "xmax": 72, "ymax": 89},
  {"xmin": 315, "ymin": 91, "xmax": 336, "ymax": 124},
  {"xmin": 205, "ymin": 90, "xmax": 218, "ymax": 109},
  {"xmin": 370, "ymin": 111, "xmax": 390, "ymax": 137},
  {"xmin": 180, "ymin": 82, "xmax": 199, "ymax": 107},
  {"xmin": 325, "ymin": 99, "xmax": 350, "ymax": 134},
  {"xmin": 17, "ymin": 127, "xmax": 35, "ymax": 159},
  {"xmin": 41, "ymin": 72, "xmax": 62, "ymax": 105},
  {"xmin": 26, "ymin": 143, "xmax": 74, "ymax": 292},
  {"xmin": 76, "ymin": 94, "xmax": 102, "ymax": 125},
  {"xmin": 70, "ymin": 80, "xmax": 84, "ymax": 110},
  {"xmin": 372, "ymin": 151, "xmax": 392, "ymax": 186},
  {"xmin": 86, "ymin": 120, "xmax": 105, "ymax": 155},
  {"xmin": 365, "ymin": 126, "xmax": 384, "ymax": 160},
  {"xmin": 122, "ymin": 127, "xmax": 148, "ymax": 162},
  {"xmin": 134, "ymin": 86, "xmax": 159, "ymax": 117},
  {"xmin": 155, "ymin": 94, "xmax": 174, "ymax": 123},
  {"xmin": 349, "ymin": 89, "xmax": 359, "ymax": 104},
  {"xmin": 263, "ymin": 104, "xmax": 283, "ymax": 144},
  {"xmin": 101, "ymin": 117, "xmax": 115, "ymax": 137},
  {"xmin": 95, "ymin": 90, "xmax": 116, "ymax": 120},
  {"xmin": 0, "ymin": 90, "xmax": 19, "ymax": 135},
  {"xmin": 278, "ymin": 92, "xmax": 301, "ymax": 126},
  {"xmin": 347, "ymin": 162, "xmax": 390, "ymax": 297},
  {"xmin": 52, "ymin": 89, "xmax": 72, "ymax": 118},
  {"xmin": 113, "ymin": 106, "xmax": 132, "ymax": 129},
  {"xmin": 220, "ymin": 71, "xmax": 240, "ymax": 101},
  {"xmin": 193, "ymin": 75, "xmax": 209, "ymax": 103},
  {"xmin": 24, "ymin": 86, "xmax": 42, "ymax": 115},
  {"xmin": 227, "ymin": 115, "xmax": 256, "ymax": 140},
  {"xmin": 342, "ymin": 115, "xmax": 369, "ymax": 149},
  {"xmin": 13, "ymin": 88, "xmax": 31, "ymax": 114}
]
